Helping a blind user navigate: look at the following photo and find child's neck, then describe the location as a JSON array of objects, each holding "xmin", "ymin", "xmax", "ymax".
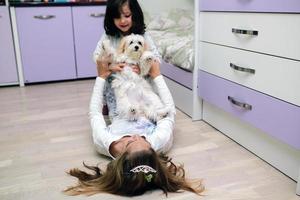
[{"xmin": 121, "ymin": 31, "xmax": 131, "ymax": 36}]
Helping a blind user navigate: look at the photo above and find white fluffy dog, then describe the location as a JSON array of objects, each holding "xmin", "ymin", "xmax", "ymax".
[{"xmin": 98, "ymin": 34, "xmax": 170, "ymax": 122}]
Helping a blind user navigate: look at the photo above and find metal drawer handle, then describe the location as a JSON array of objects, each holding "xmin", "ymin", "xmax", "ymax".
[
  {"xmin": 228, "ymin": 96, "xmax": 252, "ymax": 110},
  {"xmin": 230, "ymin": 63, "xmax": 255, "ymax": 74},
  {"xmin": 232, "ymin": 28, "xmax": 258, "ymax": 36},
  {"xmin": 90, "ymin": 13, "xmax": 105, "ymax": 18},
  {"xmin": 34, "ymin": 15, "xmax": 56, "ymax": 20}
]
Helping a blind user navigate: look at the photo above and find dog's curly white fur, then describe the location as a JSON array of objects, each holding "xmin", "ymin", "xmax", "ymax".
[
  {"xmin": 112, "ymin": 66, "xmax": 170, "ymax": 121},
  {"xmin": 98, "ymin": 34, "xmax": 170, "ymax": 122}
]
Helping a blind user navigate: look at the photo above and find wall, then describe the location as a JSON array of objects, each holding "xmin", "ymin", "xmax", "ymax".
[{"xmin": 139, "ymin": 0, "xmax": 194, "ymax": 16}]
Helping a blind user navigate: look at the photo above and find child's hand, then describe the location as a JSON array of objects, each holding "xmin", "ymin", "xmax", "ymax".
[
  {"xmin": 109, "ymin": 63, "xmax": 126, "ymax": 72},
  {"xmin": 96, "ymin": 59, "xmax": 111, "ymax": 79},
  {"xmin": 148, "ymin": 59, "xmax": 161, "ymax": 78},
  {"xmin": 100, "ymin": 53, "xmax": 113, "ymax": 64}
]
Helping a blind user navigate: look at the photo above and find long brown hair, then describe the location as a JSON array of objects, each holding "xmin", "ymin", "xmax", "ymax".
[{"xmin": 64, "ymin": 148, "xmax": 204, "ymax": 196}]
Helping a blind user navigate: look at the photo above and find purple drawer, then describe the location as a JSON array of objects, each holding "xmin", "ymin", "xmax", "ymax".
[
  {"xmin": 200, "ymin": 0, "xmax": 300, "ymax": 13},
  {"xmin": 160, "ymin": 60, "xmax": 193, "ymax": 89},
  {"xmin": 72, "ymin": 6, "xmax": 106, "ymax": 78},
  {"xmin": 198, "ymin": 70, "xmax": 300, "ymax": 149}
]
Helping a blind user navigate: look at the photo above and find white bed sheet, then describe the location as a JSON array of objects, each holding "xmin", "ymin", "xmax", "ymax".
[{"xmin": 146, "ymin": 9, "xmax": 194, "ymax": 72}]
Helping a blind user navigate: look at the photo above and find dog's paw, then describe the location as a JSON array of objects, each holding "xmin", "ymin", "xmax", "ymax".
[
  {"xmin": 157, "ymin": 110, "xmax": 169, "ymax": 120},
  {"xmin": 155, "ymin": 107, "xmax": 171, "ymax": 121},
  {"xmin": 127, "ymin": 106, "xmax": 139, "ymax": 121},
  {"xmin": 141, "ymin": 51, "xmax": 155, "ymax": 63},
  {"xmin": 99, "ymin": 39, "xmax": 115, "ymax": 62},
  {"xmin": 140, "ymin": 51, "xmax": 158, "ymax": 76},
  {"xmin": 102, "ymin": 39, "xmax": 111, "ymax": 51},
  {"xmin": 143, "ymin": 109, "xmax": 158, "ymax": 123}
]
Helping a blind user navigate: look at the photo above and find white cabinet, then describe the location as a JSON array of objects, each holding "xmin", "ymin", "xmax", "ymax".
[{"xmin": 198, "ymin": 0, "xmax": 300, "ymax": 194}]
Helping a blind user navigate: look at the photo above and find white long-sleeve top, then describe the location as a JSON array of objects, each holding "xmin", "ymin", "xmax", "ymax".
[{"xmin": 89, "ymin": 75, "xmax": 175, "ymax": 159}]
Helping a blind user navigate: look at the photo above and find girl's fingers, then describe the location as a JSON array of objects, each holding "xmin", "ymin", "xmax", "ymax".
[
  {"xmin": 118, "ymin": 63, "xmax": 125, "ymax": 68},
  {"xmin": 110, "ymin": 65, "xmax": 121, "ymax": 72}
]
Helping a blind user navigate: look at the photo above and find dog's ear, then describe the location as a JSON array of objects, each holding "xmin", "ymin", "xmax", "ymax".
[
  {"xmin": 144, "ymin": 41, "xmax": 149, "ymax": 51},
  {"xmin": 117, "ymin": 37, "xmax": 127, "ymax": 54}
]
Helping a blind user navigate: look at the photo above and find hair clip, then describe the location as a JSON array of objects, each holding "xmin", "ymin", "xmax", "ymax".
[
  {"xmin": 144, "ymin": 174, "xmax": 153, "ymax": 183},
  {"xmin": 130, "ymin": 165, "xmax": 157, "ymax": 173}
]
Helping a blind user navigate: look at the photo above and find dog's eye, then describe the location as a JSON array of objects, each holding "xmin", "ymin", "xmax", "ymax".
[
  {"xmin": 129, "ymin": 41, "xmax": 133, "ymax": 45},
  {"xmin": 138, "ymin": 41, "xmax": 143, "ymax": 46}
]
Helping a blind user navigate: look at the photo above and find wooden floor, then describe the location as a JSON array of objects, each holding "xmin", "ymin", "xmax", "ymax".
[{"xmin": 0, "ymin": 79, "xmax": 299, "ymax": 200}]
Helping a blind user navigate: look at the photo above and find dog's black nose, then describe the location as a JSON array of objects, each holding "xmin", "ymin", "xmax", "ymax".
[{"xmin": 134, "ymin": 46, "xmax": 139, "ymax": 51}]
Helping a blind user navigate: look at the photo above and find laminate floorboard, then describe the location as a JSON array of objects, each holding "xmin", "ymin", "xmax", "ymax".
[{"xmin": 0, "ymin": 79, "xmax": 299, "ymax": 200}]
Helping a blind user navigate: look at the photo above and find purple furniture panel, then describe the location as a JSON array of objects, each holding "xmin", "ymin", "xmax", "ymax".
[
  {"xmin": 72, "ymin": 6, "xmax": 106, "ymax": 78},
  {"xmin": 16, "ymin": 7, "xmax": 76, "ymax": 83},
  {"xmin": 200, "ymin": 0, "xmax": 300, "ymax": 13},
  {"xmin": 0, "ymin": 7, "xmax": 18, "ymax": 84},
  {"xmin": 160, "ymin": 60, "xmax": 193, "ymax": 89},
  {"xmin": 198, "ymin": 70, "xmax": 300, "ymax": 149}
]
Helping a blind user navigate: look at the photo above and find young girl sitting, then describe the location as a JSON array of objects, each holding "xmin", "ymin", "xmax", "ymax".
[
  {"xmin": 64, "ymin": 0, "xmax": 204, "ymax": 196},
  {"xmin": 94, "ymin": 0, "xmax": 162, "ymax": 120}
]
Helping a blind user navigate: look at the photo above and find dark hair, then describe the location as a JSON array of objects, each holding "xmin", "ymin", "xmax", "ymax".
[
  {"xmin": 64, "ymin": 148, "xmax": 204, "ymax": 196},
  {"xmin": 104, "ymin": 0, "xmax": 146, "ymax": 37}
]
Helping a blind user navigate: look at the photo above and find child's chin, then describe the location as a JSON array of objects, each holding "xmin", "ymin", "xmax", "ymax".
[{"xmin": 120, "ymin": 27, "xmax": 130, "ymax": 33}]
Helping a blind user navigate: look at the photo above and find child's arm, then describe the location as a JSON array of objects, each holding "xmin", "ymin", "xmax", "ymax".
[
  {"xmin": 144, "ymin": 32, "xmax": 162, "ymax": 61},
  {"xmin": 88, "ymin": 63, "xmax": 114, "ymax": 157},
  {"xmin": 149, "ymin": 75, "xmax": 175, "ymax": 153},
  {"xmin": 89, "ymin": 77, "xmax": 112, "ymax": 157},
  {"xmin": 147, "ymin": 62, "xmax": 176, "ymax": 153}
]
